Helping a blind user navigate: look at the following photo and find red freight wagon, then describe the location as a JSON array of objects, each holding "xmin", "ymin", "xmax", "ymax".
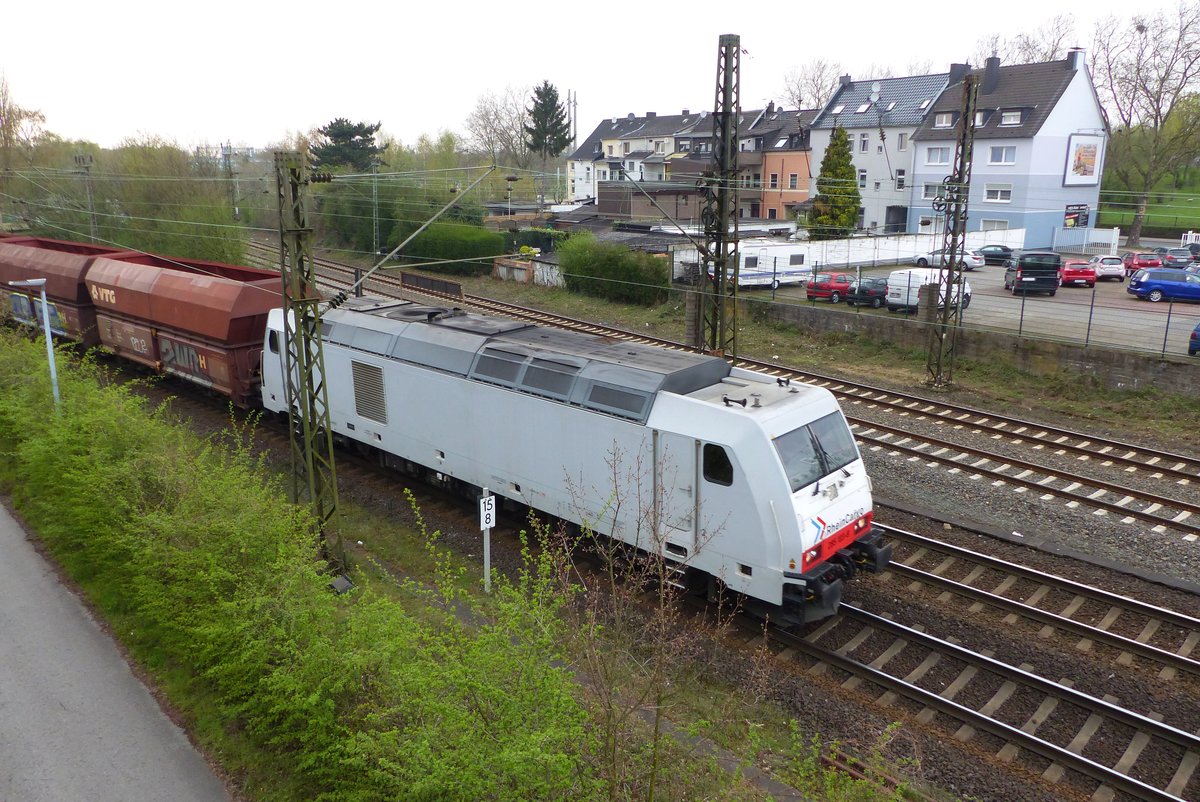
[
  {"xmin": 85, "ymin": 255, "xmax": 282, "ymax": 407},
  {"xmin": 0, "ymin": 236, "xmax": 132, "ymax": 346}
]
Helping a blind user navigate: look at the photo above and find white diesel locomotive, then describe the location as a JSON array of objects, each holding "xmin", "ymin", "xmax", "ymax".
[{"xmin": 261, "ymin": 297, "xmax": 889, "ymax": 624}]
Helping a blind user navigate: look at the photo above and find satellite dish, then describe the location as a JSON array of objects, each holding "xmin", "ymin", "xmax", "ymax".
[{"xmin": 870, "ymin": 81, "xmax": 881, "ymax": 104}]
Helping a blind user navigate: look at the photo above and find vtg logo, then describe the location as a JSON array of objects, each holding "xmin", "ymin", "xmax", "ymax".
[{"xmin": 89, "ymin": 285, "xmax": 117, "ymax": 304}]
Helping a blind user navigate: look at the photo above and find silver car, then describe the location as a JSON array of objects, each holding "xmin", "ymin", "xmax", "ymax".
[
  {"xmin": 916, "ymin": 248, "xmax": 985, "ymax": 271},
  {"xmin": 1087, "ymin": 255, "xmax": 1125, "ymax": 282}
]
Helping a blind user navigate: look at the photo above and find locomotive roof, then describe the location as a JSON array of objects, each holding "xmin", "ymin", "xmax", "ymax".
[{"xmin": 318, "ymin": 296, "xmax": 732, "ymax": 423}]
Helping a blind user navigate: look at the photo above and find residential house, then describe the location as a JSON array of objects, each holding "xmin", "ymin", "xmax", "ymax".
[
  {"xmin": 908, "ymin": 50, "xmax": 1108, "ymax": 248},
  {"xmin": 808, "ymin": 70, "xmax": 953, "ymax": 234}
]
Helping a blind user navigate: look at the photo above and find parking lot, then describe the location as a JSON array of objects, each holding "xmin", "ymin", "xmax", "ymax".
[{"xmin": 766, "ymin": 260, "xmax": 1200, "ymax": 358}]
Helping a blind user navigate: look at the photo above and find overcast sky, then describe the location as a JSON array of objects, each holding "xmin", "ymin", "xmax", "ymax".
[{"xmin": 2, "ymin": 1, "xmax": 1172, "ymax": 154}]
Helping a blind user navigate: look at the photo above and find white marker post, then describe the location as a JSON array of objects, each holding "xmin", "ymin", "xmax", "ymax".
[{"xmin": 479, "ymin": 488, "xmax": 495, "ymax": 593}]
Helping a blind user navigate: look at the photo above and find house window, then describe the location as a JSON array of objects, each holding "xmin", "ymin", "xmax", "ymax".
[
  {"xmin": 600, "ymin": 170, "xmax": 607, "ymax": 180},
  {"xmin": 769, "ymin": 173, "xmax": 779, "ymax": 189},
  {"xmin": 654, "ymin": 140, "xmax": 664, "ymax": 153},
  {"xmin": 985, "ymin": 183, "xmax": 1013, "ymax": 202},
  {"xmin": 896, "ymin": 169, "xmax": 906, "ymax": 190},
  {"xmin": 922, "ymin": 182, "xmax": 940, "ymax": 200},
  {"xmin": 623, "ymin": 142, "xmax": 630, "ymax": 154},
  {"xmin": 858, "ymin": 169, "xmax": 867, "ymax": 188},
  {"xmin": 974, "ymin": 111, "xmax": 986, "ymax": 126},
  {"xmin": 768, "ymin": 208, "xmax": 778, "ymax": 219},
  {"xmin": 831, "ymin": 104, "xmax": 844, "ymax": 114},
  {"xmin": 752, "ymin": 173, "xmax": 761, "ymax": 188},
  {"xmin": 855, "ymin": 103, "xmax": 870, "ymax": 113},
  {"xmin": 679, "ymin": 139, "xmax": 690, "ymax": 150},
  {"xmin": 859, "ymin": 133, "xmax": 869, "ymax": 152},
  {"xmin": 989, "ymin": 146, "xmax": 1016, "ymax": 164},
  {"xmin": 934, "ymin": 112, "xmax": 953, "ymax": 128},
  {"xmin": 897, "ymin": 133, "xmax": 907, "ymax": 151},
  {"xmin": 1000, "ymin": 110, "xmax": 1021, "ymax": 125},
  {"xmin": 606, "ymin": 144, "xmax": 613, "ymax": 156},
  {"xmin": 586, "ymin": 167, "xmax": 591, "ymax": 179},
  {"xmin": 926, "ymin": 146, "xmax": 950, "ymax": 165},
  {"xmin": 981, "ymin": 219, "xmax": 1009, "ymax": 231},
  {"xmin": 789, "ymin": 173, "xmax": 798, "ymax": 190}
]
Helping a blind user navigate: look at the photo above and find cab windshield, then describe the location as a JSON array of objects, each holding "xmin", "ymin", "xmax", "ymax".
[{"xmin": 773, "ymin": 411, "xmax": 860, "ymax": 492}]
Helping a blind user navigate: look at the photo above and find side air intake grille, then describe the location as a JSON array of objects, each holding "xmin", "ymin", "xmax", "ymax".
[{"xmin": 351, "ymin": 361, "xmax": 387, "ymax": 424}]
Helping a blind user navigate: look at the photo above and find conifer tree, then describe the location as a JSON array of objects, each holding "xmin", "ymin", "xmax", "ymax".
[{"xmin": 806, "ymin": 126, "xmax": 861, "ymax": 240}]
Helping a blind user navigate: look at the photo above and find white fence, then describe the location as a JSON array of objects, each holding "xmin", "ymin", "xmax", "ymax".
[
  {"xmin": 1051, "ymin": 226, "xmax": 1120, "ymax": 256},
  {"xmin": 670, "ymin": 229, "xmax": 1027, "ymax": 282}
]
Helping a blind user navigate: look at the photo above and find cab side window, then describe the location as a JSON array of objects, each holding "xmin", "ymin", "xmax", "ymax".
[
  {"xmin": 269, "ymin": 330, "xmax": 280, "ymax": 354},
  {"xmin": 703, "ymin": 443, "xmax": 734, "ymax": 486}
]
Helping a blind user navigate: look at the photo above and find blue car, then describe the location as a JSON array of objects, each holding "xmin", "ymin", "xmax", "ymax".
[{"xmin": 1126, "ymin": 268, "xmax": 1200, "ymax": 302}]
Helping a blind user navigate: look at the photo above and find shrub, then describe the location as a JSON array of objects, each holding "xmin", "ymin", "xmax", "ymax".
[{"xmin": 558, "ymin": 233, "xmax": 669, "ymax": 305}]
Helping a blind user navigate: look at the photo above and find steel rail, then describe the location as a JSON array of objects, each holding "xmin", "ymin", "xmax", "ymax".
[
  {"xmin": 773, "ymin": 616, "xmax": 1187, "ymax": 802},
  {"xmin": 876, "ymin": 524, "xmax": 1200, "ymax": 631},
  {"xmin": 879, "ymin": 561, "xmax": 1200, "ymax": 677}
]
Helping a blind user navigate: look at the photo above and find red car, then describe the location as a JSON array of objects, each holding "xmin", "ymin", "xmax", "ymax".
[
  {"xmin": 1122, "ymin": 252, "xmax": 1162, "ymax": 276},
  {"xmin": 806, "ymin": 272, "xmax": 855, "ymax": 303},
  {"xmin": 1059, "ymin": 260, "xmax": 1096, "ymax": 288}
]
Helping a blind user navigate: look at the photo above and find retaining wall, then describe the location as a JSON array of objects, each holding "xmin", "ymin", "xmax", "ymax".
[{"xmin": 743, "ymin": 297, "xmax": 1196, "ymax": 395}]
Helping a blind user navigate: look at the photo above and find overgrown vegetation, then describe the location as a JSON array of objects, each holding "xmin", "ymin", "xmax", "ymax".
[
  {"xmin": 558, "ymin": 232, "xmax": 670, "ymax": 305},
  {"xmin": 0, "ymin": 331, "xmax": 928, "ymax": 800}
]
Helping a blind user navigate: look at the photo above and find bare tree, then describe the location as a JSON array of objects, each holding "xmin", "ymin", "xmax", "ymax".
[
  {"xmin": 1092, "ymin": 4, "xmax": 1200, "ymax": 244},
  {"xmin": 464, "ymin": 86, "xmax": 532, "ymax": 169},
  {"xmin": 972, "ymin": 13, "xmax": 1077, "ymax": 65},
  {"xmin": 0, "ymin": 75, "xmax": 46, "ymax": 227},
  {"xmin": 780, "ymin": 58, "xmax": 844, "ymax": 110}
]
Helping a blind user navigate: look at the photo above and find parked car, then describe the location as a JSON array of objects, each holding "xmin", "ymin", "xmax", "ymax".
[
  {"xmin": 1058, "ymin": 260, "xmax": 1096, "ymax": 288},
  {"xmin": 1191, "ymin": 321, "xmax": 1200, "ymax": 356},
  {"xmin": 977, "ymin": 244, "xmax": 1014, "ymax": 265},
  {"xmin": 916, "ymin": 248, "xmax": 985, "ymax": 270},
  {"xmin": 846, "ymin": 277, "xmax": 889, "ymax": 308},
  {"xmin": 1003, "ymin": 251, "xmax": 1060, "ymax": 296},
  {"xmin": 805, "ymin": 272, "xmax": 855, "ymax": 303},
  {"xmin": 885, "ymin": 267, "xmax": 972, "ymax": 312},
  {"xmin": 1162, "ymin": 247, "xmax": 1194, "ymax": 267},
  {"xmin": 1087, "ymin": 255, "xmax": 1125, "ymax": 282},
  {"xmin": 1126, "ymin": 268, "xmax": 1200, "ymax": 302},
  {"xmin": 1122, "ymin": 252, "xmax": 1162, "ymax": 276}
]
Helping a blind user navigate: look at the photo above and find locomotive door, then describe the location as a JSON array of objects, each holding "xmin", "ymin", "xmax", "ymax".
[{"xmin": 653, "ymin": 431, "xmax": 698, "ymax": 555}]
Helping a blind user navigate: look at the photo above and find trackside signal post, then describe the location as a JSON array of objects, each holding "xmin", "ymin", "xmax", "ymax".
[
  {"xmin": 274, "ymin": 151, "xmax": 343, "ymax": 569},
  {"xmin": 479, "ymin": 489, "xmax": 495, "ymax": 593}
]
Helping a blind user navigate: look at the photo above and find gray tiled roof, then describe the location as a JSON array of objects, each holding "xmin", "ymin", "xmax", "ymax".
[
  {"xmin": 913, "ymin": 58, "xmax": 1079, "ymax": 141},
  {"xmin": 568, "ymin": 116, "xmax": 647, "ymax": 161},
  {"xmin": 812, "ymin": 73, "xmax": 949, "ymax": 129}
]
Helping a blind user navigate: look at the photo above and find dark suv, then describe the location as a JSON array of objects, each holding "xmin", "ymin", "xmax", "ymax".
[
  {"xmin": 1162, "ymin": 248, "xmax": 1195, "ymax": 268},
  {"xmin": 1003, "ymin": 251, "xmax": 1060, "ymax": 296}
]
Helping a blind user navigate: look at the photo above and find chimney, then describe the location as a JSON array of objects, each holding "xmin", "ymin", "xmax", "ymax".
[
  {"xmin": 682, "ymin": 108, "xmax": 690, "ymax": 115},
  {"xmin": 948, "ymin": 63, "xmax": 969, "ymax": 85},
  {"xmin": 839, "ymin": 74, "xmax": 852, "ymax": 87},
  {"xmin": 983, "ymin": 56, "xmax": 1001, "ymax": 94},
  {"xmin": 646, "ymin": 111, "xmax": 656, "ymax": 118},
  {"xmin": 1067, "ymin": 47, "xmax": 1085, "ymax": 71},
  {"xmin": 767, "ymin": 100, "xmax": 775, "ymax": 114}
]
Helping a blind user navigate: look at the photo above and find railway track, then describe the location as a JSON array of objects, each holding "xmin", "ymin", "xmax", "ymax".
[
  {"xmin": 769, "ymin": 604, "xmax": 1199, "ymax": 802},
  {"xmin": 244, "ymin": 241, "xmax": 1200, "ymax": 543},
  {"xmin": 760, "ymin": 524, "xmax": 1200, "ymax": 801}
]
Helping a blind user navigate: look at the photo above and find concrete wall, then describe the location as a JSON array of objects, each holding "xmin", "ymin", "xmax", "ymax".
[{"xmin": 742, "ymin": 296, "xmax": 1196, "ymax": 394}]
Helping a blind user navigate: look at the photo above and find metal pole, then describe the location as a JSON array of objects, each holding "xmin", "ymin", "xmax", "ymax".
[
  {"xmin": 1162, "ymin": 300, "xmax": 1173, "ymax": 356},
  {"xmin": 1084, "ymin": 284, "xmax": 1097, "ymax": 347},
  {"xmin": 1018, "ymin": 291, "xmax": 1026, "ymax": 339},
  {"xmin": 9, "ymin": 278, "xmax": 60, "ymax": 412}
]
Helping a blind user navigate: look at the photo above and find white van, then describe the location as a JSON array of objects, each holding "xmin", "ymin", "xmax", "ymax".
[{"xmin": 886, "ymin": 268, "xmax": 972, "ymax": 313}]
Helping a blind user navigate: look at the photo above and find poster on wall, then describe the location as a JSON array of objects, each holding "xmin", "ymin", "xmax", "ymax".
[
  {"xmin": 1063, "ymin": 134, "xmax": 1104, "ymax": 186},
  {"xmin": 1064, "ymin": 203, "xmax": 1090, "ymax": 228}
]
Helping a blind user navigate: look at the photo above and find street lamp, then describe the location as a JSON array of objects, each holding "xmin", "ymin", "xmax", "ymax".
[{"xmin": 8, "ymin": 278, "xmax": 61, "ymax": 412}]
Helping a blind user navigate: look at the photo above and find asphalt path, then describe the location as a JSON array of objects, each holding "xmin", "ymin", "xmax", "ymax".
[
  {"xmin": 771, "ymin": 259, "xmax": 1200, "ymax": 358},
  {"xmin": 0, "ymin": 503, "xmax": 230, "ymax": 802}
]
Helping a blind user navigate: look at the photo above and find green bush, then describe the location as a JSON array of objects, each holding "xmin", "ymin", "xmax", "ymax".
[
  {"xmin": 504, "ymin": 227, "xmax": 569, "ymax": 254},
  {"xmin": 0, "ymin": 333, "xmax": 593, "ymax": 801},
  {"xmin": 397, "ymin": 222, "xmax": 505, "ymax": 276},
  {"xmin": 558, "ymin": 233, "xmax": 669, "ymax": 305}
]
